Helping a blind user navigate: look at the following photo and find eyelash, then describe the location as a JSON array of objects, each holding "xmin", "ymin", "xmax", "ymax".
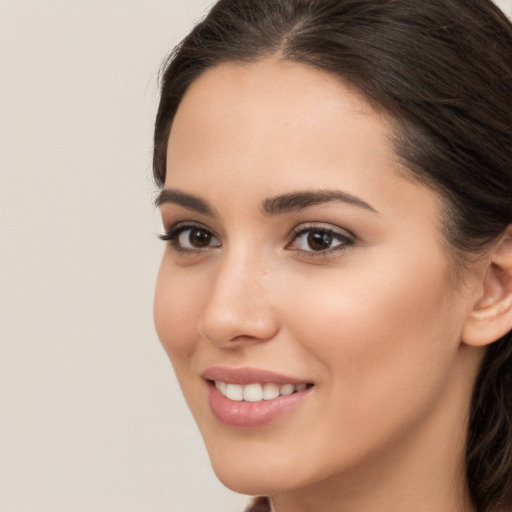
[
  {"xmin": 159, "ymin": 222, "xmax": 221, "ymax": 252},
  {"xmin": 159, "ymin": 222, "xmax": 355, "ymax": 256},
  {"xmin": 288, "ymin": 224, "xmax": 354, "ymax": 257}
]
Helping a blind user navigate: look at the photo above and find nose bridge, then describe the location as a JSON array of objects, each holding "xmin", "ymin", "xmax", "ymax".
[{"xmin": 198, "ymin": 243, "xmax": 278, "ymax": 346}]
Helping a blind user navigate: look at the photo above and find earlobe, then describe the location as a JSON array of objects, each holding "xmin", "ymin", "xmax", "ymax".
[{"xmin": 462, "ymin": 228, "xmax": 512, "ymax": 348}]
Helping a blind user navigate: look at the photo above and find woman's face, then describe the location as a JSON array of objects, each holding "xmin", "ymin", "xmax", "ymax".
[{"xmin": 154, "ymin": 60, "xmax": 481, "ymax": 497}]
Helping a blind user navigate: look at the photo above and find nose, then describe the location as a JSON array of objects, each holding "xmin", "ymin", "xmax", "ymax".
[{"xmin": 197, "ymin": 251, "xmax": 280, "ymax": 348}]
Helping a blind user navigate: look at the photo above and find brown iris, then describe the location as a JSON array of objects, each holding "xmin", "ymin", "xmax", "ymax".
[
  {"xmin": 189, "ymin": 228, "xmax": 212, "ymax": 248},
  {"xmin": 307, "ymin": 231, "xmax": 333, "ymax": 251}
]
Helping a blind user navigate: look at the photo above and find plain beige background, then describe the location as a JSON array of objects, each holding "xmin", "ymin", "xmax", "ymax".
[{"xmin": 1, "ymin": 1, "xmax": 511, "ymax": 511}]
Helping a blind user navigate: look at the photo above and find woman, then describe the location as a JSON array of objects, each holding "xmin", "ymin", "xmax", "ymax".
[{"xmin": 152, "ymin": 1, "xmax": 512, "ymax": 511}]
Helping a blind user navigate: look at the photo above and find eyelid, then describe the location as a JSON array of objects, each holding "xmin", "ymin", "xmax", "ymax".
[
  {"xmin": 159, "ymin": 221, "xmax": 221, "ymax": 251},
  {"xmin": 287, "ymin": 222, "xmax": 355, "ymax": 255},
  {"xmin": 291, "ymin": 221, "xmax": 354, "ymax": 237}
]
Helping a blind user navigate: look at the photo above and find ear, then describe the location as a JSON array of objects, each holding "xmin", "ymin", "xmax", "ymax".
[{"xmin": 462, "ymin": 227, "xmax": 512, "ymax": 347}]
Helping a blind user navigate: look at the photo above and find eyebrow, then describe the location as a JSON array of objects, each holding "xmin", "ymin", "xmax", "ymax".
[
  {"xmin": 155, "ymin": 188, "xmax": 377, "ymax": 216},
  {"xmin": 262, "ymin": 190, "xmax": 378, "ymax": 215},
  {"xmin": 155, "ymin": 189, "xmax": 215, "ymax": 216}
]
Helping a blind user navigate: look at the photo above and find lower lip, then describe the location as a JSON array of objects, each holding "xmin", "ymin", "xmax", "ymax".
[{"xmin": 207, "ymin": 382, "xmax": 311, "ymax": 428}]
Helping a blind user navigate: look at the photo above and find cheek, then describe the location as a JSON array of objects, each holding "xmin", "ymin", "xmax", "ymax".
[
  {"xmin": 153, "ymin": 258, "xmax": 204, "ymax": 365},
  {"xmin": 282, "ymin": 253, "xmax": 459, "ymax": 400},
  {"xmin": 273, "ymin": 258, "xmax": 464, "ymax": 469}
]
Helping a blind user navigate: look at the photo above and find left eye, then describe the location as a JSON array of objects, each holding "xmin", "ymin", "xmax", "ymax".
[{"xmin": 288, "ymin": 227, "xmax": 352, "ymax": 253}]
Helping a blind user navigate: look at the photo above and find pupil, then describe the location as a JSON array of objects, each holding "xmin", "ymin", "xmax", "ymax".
[
  {"xmin": 190, "ymin": 229, "xmax": 210, "ymax": 247},
  {"xmin": 308, "ymin": 231, "xmax": 332, "ymax": 251}
]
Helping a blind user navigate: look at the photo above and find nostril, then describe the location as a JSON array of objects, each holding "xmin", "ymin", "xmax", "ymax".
[{"xmin": 198, "ymin": 310, "xmax": 280, "ymax": 347}]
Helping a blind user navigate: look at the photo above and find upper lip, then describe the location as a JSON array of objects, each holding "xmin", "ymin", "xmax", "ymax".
[{"xmin": 201, "ymin": 366, "xmax": 311, "ymax": 385}]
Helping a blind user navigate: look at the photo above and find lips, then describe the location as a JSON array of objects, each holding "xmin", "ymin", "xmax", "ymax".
[{"xmin": 201, "ymin": 367, "xmax": 313, "ymax": 427}]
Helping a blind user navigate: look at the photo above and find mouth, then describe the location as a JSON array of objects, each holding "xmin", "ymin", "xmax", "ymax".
[
  {"xmin": 201, "ymin": 367, "xmax": 314, "ymax": 427},
  {"xmin": 212, "ymin": 380, "xmax": 312, "ymax": 402}
]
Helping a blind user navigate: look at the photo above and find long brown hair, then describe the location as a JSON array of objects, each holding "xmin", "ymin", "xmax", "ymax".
[{"xmin": 153, "ymin": 1, "xmax": 512, "ymax": 510}]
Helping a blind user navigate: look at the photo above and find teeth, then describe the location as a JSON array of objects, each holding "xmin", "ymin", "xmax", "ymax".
[
  {"xmin": 243, "ymin": 383, "xmax": 263, "ymax": 402},
  {"xmin": 215, "ymin": 381, "xmax": 227, "ymax": 394},
  {"xmin": 215, "ymin": 381, "xmax": 309, "ymax": 402},
  {"xmin": 225, "ymin": 383, "xmax": 244, "ymax": 401},
  {"xmin": 262, "ymin": 383, "xmax": 280, "ymax": 400},
  {"xmin": 280, "ymin": 383, "xmax": 295, "ymax": 396}
]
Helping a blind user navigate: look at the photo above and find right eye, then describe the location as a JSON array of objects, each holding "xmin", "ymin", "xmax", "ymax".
[{"xmin": 160, "ymin": 224, "xmax": 221, "ymax": 251}]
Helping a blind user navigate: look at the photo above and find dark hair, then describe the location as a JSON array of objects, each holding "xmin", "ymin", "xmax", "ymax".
[{"xmin": 153, "ymin": 1, "xmax": 512, "ymax": 510}]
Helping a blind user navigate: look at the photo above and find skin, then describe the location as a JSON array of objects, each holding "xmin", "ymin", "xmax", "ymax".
[{"xmin": 154, "ymin": 60, "xmax": 489, "ymax": 512}]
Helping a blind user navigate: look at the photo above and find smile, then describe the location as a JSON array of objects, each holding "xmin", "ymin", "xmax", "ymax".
[
  {"xmin": 201, "ymin": 368, "xmax": 314, "ymax": 427},
  {"xmin": 214, "ymin": 381, "xmax": 309, "ymax": 402}
]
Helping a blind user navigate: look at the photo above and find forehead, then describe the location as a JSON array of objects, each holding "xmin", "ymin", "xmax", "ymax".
[
  {"xmin": 174, "ymin": 59, "xmax": 380, "ymax": 125},
  {"xmin": 167, "ymin": 60, "xmax": 397, "ymax": 188}
]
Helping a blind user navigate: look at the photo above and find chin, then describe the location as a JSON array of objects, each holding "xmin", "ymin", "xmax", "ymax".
[
  {"xmin": 204, "ymin": 436, "xmax": 319, "ymax": 497},
  {"xmin": 211, "ymin": 462, "xmax": 291, "ymax": 496},
  {"xmin": 214, "ymin": 473, "xmax": 273, "ymax": 496},
  {"xmin": 206, "ymin": 446, "xmax": 275, "ymax": 494}
]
